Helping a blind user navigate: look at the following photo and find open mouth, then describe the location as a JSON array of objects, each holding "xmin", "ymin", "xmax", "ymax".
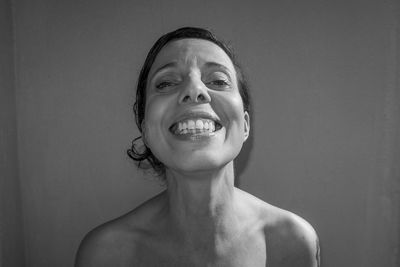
[{"xmin": 169, "ymin": 118, "xmax": 222, "ymax": 135}]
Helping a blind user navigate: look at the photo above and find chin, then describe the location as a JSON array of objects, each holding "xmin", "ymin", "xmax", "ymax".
[{"xmin": 168, "ymin": 150, "xmax": 238, "ymax": 174}]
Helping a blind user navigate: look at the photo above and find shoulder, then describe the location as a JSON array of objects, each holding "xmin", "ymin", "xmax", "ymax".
[
  {"xmin": 75, "ymin": 191, "xmax": 167, "ymax": 267},
  {"xmin": 235, "ymin": 188, "xmax": 320, "ymax": 266},
  {"xmin": 262, "ymin": 206, "xmax": 320, "ymax": 267},
  {"xmin": 236, "ymin": 189, "xmax": 320, "ymax": 266},
  {"xmin": 74, "ymin": 219, "xmax": 138, "ymax": 267}
]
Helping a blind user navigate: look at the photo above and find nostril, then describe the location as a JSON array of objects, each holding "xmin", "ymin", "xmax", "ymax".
[
  {"xmin": 180, "ymin": 91, "xmax": 210, "ymax": 104},
  {"xmin": 197, "ymin": 94, "xmax": 206, "ymax": 101}
]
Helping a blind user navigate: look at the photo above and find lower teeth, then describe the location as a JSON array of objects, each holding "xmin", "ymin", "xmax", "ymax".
[{"xmin": 178, "ymin": 129, "xmax": 212, "ymax": 135}]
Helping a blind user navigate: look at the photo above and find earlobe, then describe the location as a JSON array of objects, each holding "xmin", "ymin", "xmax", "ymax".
[{"xmin": 243, "ymin": 111, "xmax": 250, "ymax": 141}]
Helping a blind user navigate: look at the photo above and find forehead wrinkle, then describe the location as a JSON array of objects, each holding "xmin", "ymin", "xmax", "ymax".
[
  {"xmin": 150, "ymin": 39, "xmax": 235, "ymax": 79},
  {"xmin": 182, "ymin": 54, "xmax": 198, "ymax": 70},
  {"xmin": 177, "ymin": 50, "xmax": 199, "ymax": 75}
]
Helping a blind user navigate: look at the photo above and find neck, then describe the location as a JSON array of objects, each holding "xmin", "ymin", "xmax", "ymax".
[{"xmin": 165, "ymin": 162, "xmax": 238, "ymax": 243}]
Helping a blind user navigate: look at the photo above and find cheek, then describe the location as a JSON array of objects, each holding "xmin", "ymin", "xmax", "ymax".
[
  {"xmin": 143, "ymin": 94, "xmax": 175, "ymax": 152},
  {"xmin": 212, "ymin": 92, "xmax": 245, "ymax": 126},
  {"xmin": 145, "ymin": 101, "xmax": 163, "ymax": 125},
  {"xmin": 144, "ymin": 94, "xmax": 173, "ymax": 126}
]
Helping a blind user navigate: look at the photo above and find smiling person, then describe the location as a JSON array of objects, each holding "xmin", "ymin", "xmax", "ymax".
[{"xmin": 75, "ymin": 27, "xmax": 320, "ymax": 267}]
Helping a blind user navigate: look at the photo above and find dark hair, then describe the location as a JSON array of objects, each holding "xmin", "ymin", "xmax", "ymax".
[{"xmin": 127, "ymin": 27, "xmax": 251, "ymax": 177}]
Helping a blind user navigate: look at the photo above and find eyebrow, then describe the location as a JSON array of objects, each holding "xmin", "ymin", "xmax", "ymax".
[
  {"xmin": 150, "ymin": 61, "xmax": 234, "ymax": 81},
  {"xmin": 203, "ymin": 62, "xmax": 232, "ymax": 73},
  {"xmin": 151, "ymin": 62, "xmax": 179, "ymax": 77}
]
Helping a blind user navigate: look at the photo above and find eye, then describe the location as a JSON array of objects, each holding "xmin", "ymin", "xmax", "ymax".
[
  {"xmin": 155, "ymin": 80, "xmax": 178, "ymax": 90},
  {"xmin": 205, "ymin": 77, "xmax": 231, "ymax": 89},
  {"xmin": 208, "ymin": 79, "xmax": 230, "ymax": 86},
  {"xmin": 204, "ymin": 71, "xmax": 232, "ymax": 89}
]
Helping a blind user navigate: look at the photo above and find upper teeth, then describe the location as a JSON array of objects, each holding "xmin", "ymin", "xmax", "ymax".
[{"xmin": 176, "ymin": 119, "xmax": 216, "ymax": 134}]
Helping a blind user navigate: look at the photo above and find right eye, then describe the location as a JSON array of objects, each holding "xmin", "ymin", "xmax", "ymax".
[{"xmin": 156, "ymin": 81, "xmax": 175, "ymax": 90}]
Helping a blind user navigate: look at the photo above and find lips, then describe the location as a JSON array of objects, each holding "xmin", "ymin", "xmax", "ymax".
[
  {"xmin": 170, "ymin": 118, "xmax": 222, "ymax": 135},
  {"xmin": 168, "ymin": 112, "xmax": 222, "ymax": 136}
]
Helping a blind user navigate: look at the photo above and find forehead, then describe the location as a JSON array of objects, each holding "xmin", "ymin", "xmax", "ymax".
[{"xmin": 149, "ymin": 38, "xmax": 235, "ymax": 75}]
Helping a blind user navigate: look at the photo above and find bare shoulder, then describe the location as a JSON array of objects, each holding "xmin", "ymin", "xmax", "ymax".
[
  {"xmin": 74, "ymin": 220, "xmax": 134, "ymax": 267},
  {"xmin": 236, "ymin": 189, "xmax": 320, "ymax": 267},
  {"xmin": 75, "ymin": 191, "xmax": 167, "ymax": 267},
  {"xmin": 262, "ymin": 203, "xmax": 320, "ymax": 267}
]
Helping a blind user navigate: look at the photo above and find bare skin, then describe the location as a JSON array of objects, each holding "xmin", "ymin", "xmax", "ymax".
[
  {"xmin": 75, "ymin": 38, "xmax": 320, "ymax": 267},
  {"xmin": 75, "ymin": 163, "xmax": 319, "ymax": 267}
]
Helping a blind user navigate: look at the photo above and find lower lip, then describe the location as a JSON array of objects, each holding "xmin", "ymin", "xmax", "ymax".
[{"xmin": 171, "ymin": 130, "xmax": 218, "ymax": 141}]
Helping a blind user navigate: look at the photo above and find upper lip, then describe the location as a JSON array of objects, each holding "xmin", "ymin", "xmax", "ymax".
[{"xmin": 170, "ymin": 111, "xmax": 221, "ymax": 127}]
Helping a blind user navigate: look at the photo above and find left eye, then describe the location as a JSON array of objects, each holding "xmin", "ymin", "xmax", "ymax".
[{"xmin": 207, "ymin": 80, "xmax": 230, "ymax": 86}]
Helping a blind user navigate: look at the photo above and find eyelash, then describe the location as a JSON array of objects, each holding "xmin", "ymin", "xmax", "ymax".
[
  {"xmin": 155, "ymin": 77, "xmax": 230, "ymax": 90},
  {"xmin": 207, "ymin": 79, "xmax": 230, "ymax": 87},
  {"xmin": 155, "ymin": 81, "xmax": 175, "ymax": 89}
]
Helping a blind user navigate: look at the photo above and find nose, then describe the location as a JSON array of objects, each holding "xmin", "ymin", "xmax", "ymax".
[{"xmin": 178, "ymin": 75, "xmax": 211, "ymax": 104}]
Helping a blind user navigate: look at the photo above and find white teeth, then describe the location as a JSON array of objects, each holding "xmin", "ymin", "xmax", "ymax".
[
  {"xmin": 188, "ymin": 120, "xmax": 195, "ymax": 130},
  {"xmin": 173, "ymin": 119, "xmax": 218, "ymax": 135},
  {"xmin": 195, "ymin": 120, "xmax": 204, "ymax": 129}
]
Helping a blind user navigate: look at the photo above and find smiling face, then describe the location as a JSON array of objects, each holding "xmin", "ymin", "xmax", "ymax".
[{"xmin": 143, "ymin": 38, "xmax": 250, "ymax": 174}]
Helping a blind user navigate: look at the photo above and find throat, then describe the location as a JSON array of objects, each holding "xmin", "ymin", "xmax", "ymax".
[{"xmin": 165, "ymin": 164, "xmax": 238, "ymax": 242}]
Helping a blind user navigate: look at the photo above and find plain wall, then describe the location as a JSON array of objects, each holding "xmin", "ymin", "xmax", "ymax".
[
  {"xmin": 0, "ymin": 0, "xmax": 25, "ymax": 266},
  {"xmin": 9, "ymin": 0, "xmax": 400, "ymax": 266}
]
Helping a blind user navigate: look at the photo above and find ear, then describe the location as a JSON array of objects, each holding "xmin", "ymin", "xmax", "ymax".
[{"xmin": 243, "ymin": 111, "xmax": 250, "ymax": 142}]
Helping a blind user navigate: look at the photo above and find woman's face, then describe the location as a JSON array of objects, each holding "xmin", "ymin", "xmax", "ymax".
[{"xmin": 143, "ymin": 38, "xmax": 250, "ymax": 174}]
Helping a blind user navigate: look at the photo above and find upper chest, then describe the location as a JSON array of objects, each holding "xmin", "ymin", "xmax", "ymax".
[{"xmin": 132, "ymin": 228, "xmax": 267, "ymax": 267}]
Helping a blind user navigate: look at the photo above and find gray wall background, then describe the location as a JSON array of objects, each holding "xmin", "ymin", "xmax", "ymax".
[
  {"xmin": 1, "ymin": 0, "xmax": 25, "ymax": 266},
  {"xmin": 1, "ymin": 0, "xmax": 399, "ymax": 266}
]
